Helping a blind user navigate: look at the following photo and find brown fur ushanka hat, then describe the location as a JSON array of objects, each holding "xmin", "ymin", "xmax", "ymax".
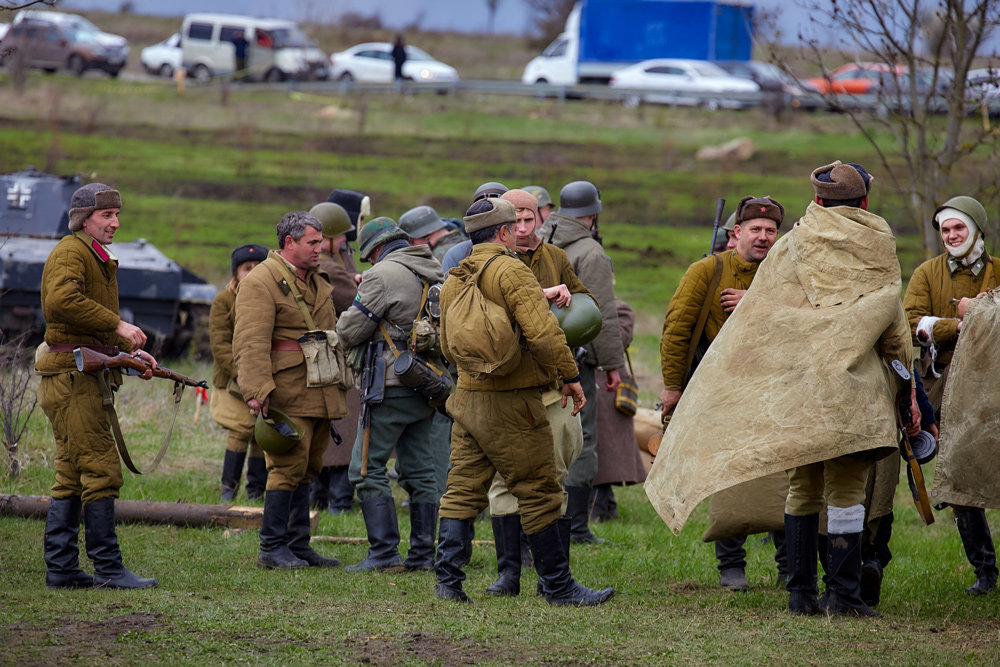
[
  {"xmin": 736, "ymin": 195, "xmax": 785, "ymax": 229},
  {"xmin": 68, "ymin": 183, "xmax": 122, "ymax": 231}
]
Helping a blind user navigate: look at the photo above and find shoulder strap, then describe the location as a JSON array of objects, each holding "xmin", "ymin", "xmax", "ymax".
[
  {"xmin": 97, "ymin": 370, "xmax": 184, "ymax": 475},
  {"xmin": 979, "ymin": 258, "xmax": 995, "ymax": 294},
  {"xmin": 268, "ymin": 256, "xmax": 316, "ymax": 330},
  {"xmin": 684, "ymin": 254, "xmax": 724, "ymax": 383}
]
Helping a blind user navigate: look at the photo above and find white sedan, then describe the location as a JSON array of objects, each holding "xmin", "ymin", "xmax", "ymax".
[
  {"xmin": 329, "ymin": 42, "xmax": 458, "ymax": 85},
  {"xmin": 141, "ymin": 32, "xmax": 181, "ymax": 78},
  {"xmin": 610, "ymin": 58, "xmax": 760, "ymax": 110}
]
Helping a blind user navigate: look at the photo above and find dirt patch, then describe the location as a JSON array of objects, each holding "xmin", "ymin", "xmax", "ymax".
[
  {"xmin": 343, "ymin": 631, "xmax": 539, "ymax": 666},
  {"xmin": 6, "ymin": 613, "xmax": 166, "ymax": 665}
]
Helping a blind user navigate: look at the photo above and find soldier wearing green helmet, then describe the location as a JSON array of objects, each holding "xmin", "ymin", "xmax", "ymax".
[
  {"xmin": 521, "ymin": 185, "xmax": 554, "ymax": 223},
  {"xmin": 400, "ymin": 205, "xmax": 468, "ymax": 263},
  {"xmin": 308, "ymin": 201, "xmax": 362, "ymax": 517},
  {"xmin": 904, "ymin": 193, "xmax": 1000, "ymax": 597}
]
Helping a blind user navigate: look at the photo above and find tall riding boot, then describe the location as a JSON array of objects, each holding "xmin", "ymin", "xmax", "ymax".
[
  {"xmin": 310, "ymin": 467, "xmax": 332, "ymax": 511},
  {"xmin": 589, "ymin": 484, "xmax": 619, "ymax": 522},
  {"xmin": 84, "ymin": 497, "xmax": 157, "ymax": 589},
  {"xmin": 435, "ymin": 517, "xmax": 475, "ymax": 603},
  {"xmin": 823, "ymin": 530, "xmax": 879, "ymax": 617},
  {"xmin": 258, "ymin": 489, "xmax": 308, "ymax": 569},
  {"xmin": 566, "ymin": 486, "xmax": 603, "ymax": 544},
  {"xmin": 287, "ymin": 484, "xmax": 339, "ymax": 567},
  {"xmin": 403, "ymin": 502, "xmax": 439, "ymax": 571},
  {"xmin": 784, "ymin": 513, "xmax": 821, "ymax": 615},
  {"xmin": 245, "ymin": 456, "xmax": 268, "ymax": 501},
  {"xmin": 529, "ymin": 521, "xmax": 615, "ymax": 606},
  {"xmin": 44, "ymin": 496, "xmax": 94, "ymax": 589},
  {"xmin": 861, "ymin": 512, "xmax": 893, "ymax": 607},
  {"xmin": 955, "ymin": 508, "xmax": 999, "ymax": 595},
  {"xmin": 327, "ymin": 465, "xmax": 355, "ymax": 514},
  {"xmin": 772, "ymin": 530, "xmax": 790, "ymax": 584},
  {"xmin": 345, "ymin": 497, "xmax": 404, "ymax": 572},
  {"xmin": 539, "ymin": 516, "xmax": 573, "ymax": 596},
  {"xmin": 716, "ymin": 536, "xmax": 749, "ymax": 591},
  {"xmin": 485, "ymin": 514, "xmax": 522, "ymax": 596},
  {"xmin": 220, "ymin": 449, "xmax": 246, "ymax": 502}
]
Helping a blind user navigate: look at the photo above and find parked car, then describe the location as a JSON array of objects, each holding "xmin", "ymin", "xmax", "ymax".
[
  {"xmin": 328, "ymin": 42, "xmax": 458, "ymax": 86},
  {"xmin": 804, "ymin": 62, "xmax": 903, "ymax": 95},
  {"xmin": 967, "ymin": 67, "xmax": 1000, "ymax": 100},
  {"xmin": 608, "ymin": 58, "xmax": 759, "ymax": 109},
  {"xmin": 715, "ymin": 60, "xmax": 823, "ymax": 111},
  {"xmin": 1, "ymin": 11, "xmax": 128, "ymax": 77},
  {"xmin": 180, "ymin": 13, "xmax": 327, "ymax": 82},
  {"xmin": 141, "ymin": 32, "xmax": 181, "ymax": 78}
]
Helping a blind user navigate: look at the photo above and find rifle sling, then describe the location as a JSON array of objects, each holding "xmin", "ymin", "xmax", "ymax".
[{"xmin": 97, "ymin": 370, "xmax": 184, "ymax": 475}]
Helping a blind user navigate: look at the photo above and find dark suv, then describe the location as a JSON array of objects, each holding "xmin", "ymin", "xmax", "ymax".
[{"xmin": 0, "ymin": 16, "xmax": 128, "ymax": 77}]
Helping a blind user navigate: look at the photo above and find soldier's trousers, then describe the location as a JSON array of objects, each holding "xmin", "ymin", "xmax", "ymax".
[
  {"xmin": 348, "ymin": 387, "xmax": 438, "ymax": 504},
  {"xmin": 39, "ymin": 372, "xmax": 123, "ymax": 504},
  {"xmin": 488, "ymin": 390, "xmax": 583, "ymax": 516},
  {"xmin": 564, "ymin": 362, "xmax": 598, "ymax": 487},
  {"xmin": 785, "ymin": 452, "xmax": 873, "ymax": 516},
  {"xmin": 430, "ymin": 411, "xmax": 453, "ymax": 501},
  {"xmin": 264, "ymin": 415, "xmax": 328, "ymax": 491},
  {"xmin": 226, "ymin": 431, "xmax": 263, "ymax": 457},
  {"xmin": 440, "ymin": 387, "xmax": 563, "ymax": 535}
]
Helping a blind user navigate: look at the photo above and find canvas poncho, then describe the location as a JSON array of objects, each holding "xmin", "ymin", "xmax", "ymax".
[
  {"xmin": 645, "ymin": 202, "xmax": 912, "ymax": 534},
  {"xmin": 931, "ymin": 289, "xmax": 1000, "ymax": 508}
]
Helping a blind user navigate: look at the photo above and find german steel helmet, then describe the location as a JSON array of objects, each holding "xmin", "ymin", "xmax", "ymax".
[
  {"xmin": 309, "ymin": 202, "xmax": 354, "ymax": 238},
  {"xmin": 932, "ymin": 195, "xmax": 987, "ymax": 231},
  {"xmin": 358, "ymin": 217, "xmax": 408, "ymax": 262},
  {"xmin": 550, "ymin": 293, "xmax": 602, "ymax": 347},
  {"xmin": 399, "ymin": 205, "xmax": 446, "ymax": 238},
  {"xmin": 558, "ymin": 181, "xmax": 602, "ymax": 218},
  {"xmin": 254, "ymin": 406, "xmax": 303, "ymax": 455}
]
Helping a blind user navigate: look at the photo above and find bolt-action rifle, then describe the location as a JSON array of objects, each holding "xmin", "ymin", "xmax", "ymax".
[{"xmin": 74, "ymin": 347, "xmax": 208, "ymax": 388}]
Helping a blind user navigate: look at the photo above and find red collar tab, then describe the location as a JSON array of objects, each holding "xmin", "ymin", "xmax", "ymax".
[{"xmin": 91, "ymin": 240, "xmax": 110, "ymax": 262}]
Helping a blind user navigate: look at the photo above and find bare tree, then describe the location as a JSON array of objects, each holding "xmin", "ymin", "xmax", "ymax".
[
  {"xmin": 1, "ymin": 0, "xmax": 56, "ymax": 9},
  {"xmin": 522, "ymin": 0, "xmax": 575, "ymax": 44},
  {"xmin": 767, "ymin": 1, "xmax": 1000, "ymax": 257},
  {"xmin": 0, "ymin": 333, "xmax": 38, "ymax": 478}
]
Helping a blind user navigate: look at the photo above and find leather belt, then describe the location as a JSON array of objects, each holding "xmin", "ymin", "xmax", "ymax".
[
  {"xmin": 271, "ymin": 340, "xmax": 301, "ymax": 351},
  {"xmin": 47, "ymin": 343, "xmax": 119, "ymax": 355}
]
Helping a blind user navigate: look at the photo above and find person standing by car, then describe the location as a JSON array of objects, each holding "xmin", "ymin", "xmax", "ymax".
[
  {"xmin": 392, "ymin": 34, "xmax": 407, "ymax": 90},
  {"xmin": 231, "ymin": 30, "xmax": 249, "ymax": 80}
]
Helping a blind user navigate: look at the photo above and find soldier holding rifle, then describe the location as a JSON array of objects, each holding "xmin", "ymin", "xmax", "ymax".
[{"xmin": 36, "ymin": 183, "xmax": 158, "ymax": 590}]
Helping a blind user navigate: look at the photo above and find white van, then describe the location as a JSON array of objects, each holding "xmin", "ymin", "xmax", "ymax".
[{"xmin": 180, "ymin": 13, "xmax": 328, "ymax": 82}]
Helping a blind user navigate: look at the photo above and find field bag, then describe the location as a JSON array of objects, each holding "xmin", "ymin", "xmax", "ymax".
[
  {"xmin": 443, "ymin": 254, "xmax": 521, "ymax": 379},
  {"xmin": 615, "ymin": 350, "xmax": 639, "ymax": 416},
  {"xmin": 271, "ymin": 257, "xmax": 353, "ymax": 390}
]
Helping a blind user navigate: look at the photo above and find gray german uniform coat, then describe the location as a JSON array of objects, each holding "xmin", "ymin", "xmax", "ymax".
[
  {"xmin": 540, "ymin": 212, "xmax": 626, "ymax": 371},
  {"xmin": 336, "ymin": 244, "xmax": 445, "ymax": 387}
]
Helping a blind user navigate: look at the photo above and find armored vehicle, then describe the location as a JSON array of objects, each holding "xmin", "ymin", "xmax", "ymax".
[{"xmin": 0, "ymin": 168, "xmax": 216, "ymax": 357}]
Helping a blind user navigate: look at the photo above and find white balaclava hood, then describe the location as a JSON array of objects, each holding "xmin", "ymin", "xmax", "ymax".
[{"xmin": 936, "ymin": 207, "xmax": 983, "ymax": 262}]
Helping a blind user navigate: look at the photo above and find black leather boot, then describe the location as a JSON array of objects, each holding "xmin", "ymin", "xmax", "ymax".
[
  {"xmin": 566, "ymin": 486, "xmax": 603, "ymax": 544},
  {"xmin": 327, "ymin": 465, "xmax": 354, "ymax": 514},
  {"xmin": 245, "ymin": 456, "xmax": 268, "ymax": 501},
  {"xmin": 823, "ymin": 531, "xmax": 879, "ymax": 617},
  {"xmin": 44, "ymin": 496, "xmax": 94, "ymax": 589},
  {"xmin": 485, "ymin": 514, "xmax": 522, "ymax": 596},
  {"xmin": 538, "ymin": 516, "xmax": 573, "ymax": 596},
  {"xmin": 589, "ymin": 484, "xmax": 619, "ymax": 522},
  {"xmin": 310, "ymin": 467, "xmax": 332, "ymax": 511},
  {"xmin": 955, "ymin": 508, "xmax": 999, "ymax": 595},
  {"xmin": 403, "ymin": 502, "xmax": 438, "ymax": 571},
  {"xmin": 287, "ymin": 484, "xmax": 339, "ymax": 567},
  {"xmin": 84, "ymin": 498, "xmax": 157, "ymax": 589},
  {"xmin": 784, "ymin": 513, "xmax": 821, "ymax": 615},
  {"xmin": 716, "ymin": 536, "xmax": 749, "ymax": 591},
  {"xmin": 345, "ymin": 497, "xmax": 404, "ymax": 572},
  {"xmin": 861, "ymin": 512, "xmax": 893, "ymax": 607},
  {"xmin": 258, "ymin": 489, "xmax": 308, "ymax": 569},
  {"xmin": 529, "ymin": 521, "xmax": 615, "ymax": 606},
  {"xmin": 220, "ymin": 449, "xmax": 246, "ymax": 502},
  {"xmin": 772, "ymin": 530, "xmax": 790, "ymax": 585},
  {"xmin": 435, "ymin": 517, "xmax": 474, "ymax": 603}
]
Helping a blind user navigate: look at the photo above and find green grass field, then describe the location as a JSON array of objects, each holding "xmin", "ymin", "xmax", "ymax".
[{"xmin": 4, "ymin": 35, "xmax": 1000, "ymax": 663}]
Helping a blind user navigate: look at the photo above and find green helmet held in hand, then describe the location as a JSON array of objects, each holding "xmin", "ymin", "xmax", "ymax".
[
  {"xmin": 309, "ymin": 202, "xmax": 354, "ymax": 239},
  {"xmin": 255, "ymin": 406, "xmax": 304, "ymax": 455},
  {"xmin": 550, "ymin": 293, "xmax": 602, "ymax": 347},
  {"xmin": 358, "ymin": 217, "xmax": 408, "ymax": 262}
]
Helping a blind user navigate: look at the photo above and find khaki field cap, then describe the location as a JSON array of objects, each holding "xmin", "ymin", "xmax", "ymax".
[
  {"xmin": 68, "ymin": 183, "xmax": 122, "ymax": 231},
  {"xmin": 810, "ymin": 161, "xmax": 873, "ymax": 201},
  {"xmin": 462, "ymin": 198, "xmax": 516, "ymax": 234},
  {"xmin": 736, "ymin": 195, "xmax": 784, "ymax": 229}
]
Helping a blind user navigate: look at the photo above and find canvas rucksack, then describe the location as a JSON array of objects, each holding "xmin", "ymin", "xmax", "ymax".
[{"xmin": 444, "ymin": 254, "xmax": 521, "ymax": 379}]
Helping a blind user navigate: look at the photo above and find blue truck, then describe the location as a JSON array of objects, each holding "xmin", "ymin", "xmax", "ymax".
[{"xmin": 522, "ymin": 0, "xmax": 755, "ymax": 85}]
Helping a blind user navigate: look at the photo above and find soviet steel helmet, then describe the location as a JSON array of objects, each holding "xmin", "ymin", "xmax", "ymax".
[
  {"xmin": 254, "ymin": 406, "xmax": 303, "ymax": 455},
  {"xmin": 309, "ymin": 202, "xmax": 354, "ymax": 238},
  {"xmin": 358, "ymin": 217, "xmax": 408, "ymax": 262},
  {"xmin": 933, "ymin": 195, "xmax": 988, "ymax": 231},
  {"xmin": 399, "ymin": 205, "xmax": 446, "ymax": 238},
  {"xmin": 722, "ymin": 211, "xmax": 737, "ymax": 232},
  {"xmin": 558, "ymin": 181, "xmax": 602, "ymax": 218},
  {"xmin": 472, "ymin": 181, "xmax": 508, "ymax": 202},
  {"xmin": 522, "ymin": 185, "xmax": 553, "ymax": 209},
  {"xmin": 550, "ymin": 293, "xmax": 602, "ymax": 347}
]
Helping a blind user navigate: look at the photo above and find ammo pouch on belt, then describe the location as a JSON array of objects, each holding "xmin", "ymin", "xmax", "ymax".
[
  {"xmin": 393, "ymin": 350, "xmax": 453, "ymax": 406},
  {"xmin": 299, "ymin": 329, "xmax": 354, "ymax": 390}
]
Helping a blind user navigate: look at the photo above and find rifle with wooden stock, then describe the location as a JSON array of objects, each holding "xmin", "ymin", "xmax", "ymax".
[
  {"xmin": 73, "ymin": 347, "xmax": 208, "ymax": 388},
  {"xmin": 890, "ymin": 359, "xmax": 935, "ymax": 526},
  {"xmin": 73, "ymin": 346, "xmax": 208, "ymax": 474}
]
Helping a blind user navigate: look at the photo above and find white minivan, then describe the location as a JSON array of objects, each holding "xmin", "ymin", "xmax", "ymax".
[{"xmin": 180, "ymin": 13, "xmax": 327, "ymax": 82}]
